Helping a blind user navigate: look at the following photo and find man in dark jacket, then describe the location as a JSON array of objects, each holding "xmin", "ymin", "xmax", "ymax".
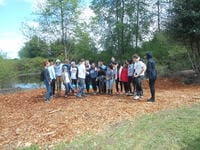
[{"xmin": 146, "ymin": 52, "xmax": 157, "ymax": 102}]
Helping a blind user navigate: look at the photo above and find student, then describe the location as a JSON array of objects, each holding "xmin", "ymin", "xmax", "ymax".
[
  {"xmin": 97, "ymin": 67, "xmax": 106, "ymax": 94},
  {"xmin": 85, "ymin": 60, "xmax": 91, "ymax": 95},
  {"xmin": 133, "ymin": 54, "xmax": 146, "ymax": 100},
  {"xmin": 42, "ymin": 61, "xmax": 51, "ymax": 102},
  {"xmin": 54, "ymin": 59, "xmax": 63, "ymax": 97},
  {"xmin": 127, "ymin": 60, "xmax": 134, "ymax": 96},
  {"xmin": 90, "ymin": 63, "xmax": 98, "ymax": 95},
  {"xmin": 114, "ymin": 63, "xmax": 123, "ymax": 95},
  {"xmin": 98, "ymin": 61, "xmax": 107, "ymax": 93},
  {"xmin": 106, "ymin": 64, "xmax": 114, "ymax": 95},
  {"xmin": 70, "ymin": 61, "xmax": 78, "ymax": 90},
  {"xmin": 48, "ymin": 59, "xmax": 56, "ymax": 97},
  {"xmin": 62, "ymin": 66, "xmax": 71, "ymax": 98},
  {"xmin": 76, "ymin": 59, "xmax": 86, "ymax": 98},
  {"xmin": 120, "ymin": 62, "xmax": 129, "ymax": 95},
  {"xmin": 146, "ymin": 52, "xmax": 157, "ymax": 102}
]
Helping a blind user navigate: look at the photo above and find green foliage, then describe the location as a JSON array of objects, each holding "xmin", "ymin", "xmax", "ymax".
[
  {"xmin": 54, "ymin": 103, "xmax": 200, "ymax": 150},
  {"xmin": 167, "ymin": 0, "xmax": 200, "ymax": 72},
  {"xmin": 0, "ymin": 58, "xmax": 17, "ymax": 88},
  {"xmin": 19, "ymin": 36, "xmax": 49, "ymax": 58}
]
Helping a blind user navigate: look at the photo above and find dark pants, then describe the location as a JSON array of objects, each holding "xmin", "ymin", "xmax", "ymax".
[
  {"xmin": 98, "ymin": 76, "xmax": 105, "ymax": 94},
  {"xmin": 135, "ymin": 76, "xmax": 144, "ymax": 96},
  {"xmin": 115, "ymin": 78, "xmax": 123, "ymax": 93},
  {"xmin": 72, "ymin": 79, "xmax": 77, "ymax": 89},
  {"xmin": 123, "ymin": 82, "xmax": 128, "ymax": 93},
  {"xmin": 133, "ymin": 77, "xmax": 137, "ymax": 94},
  {"xmin": 50, "ymin": 79, "xmax": 56, "ymax": 96},
  {"xmin": 63, "ymin": 83, "xmax": 70, "ymax": 96},
  {"xmin": 149, "ymin": 78, "xmax": 156, "ymax": 99},
  {"xmin": 128, "ymin": 76, "xmax": 133, "ymax": 93},
  {"xmin": 85, "ymin": 76, "xmax": 91, "ymax": 93},
  {"xmin": 91, "ymin": 78, "xmax": 97, "ymax": 92}
]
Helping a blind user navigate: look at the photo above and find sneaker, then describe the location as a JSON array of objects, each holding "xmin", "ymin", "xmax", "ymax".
[
  {"xmin": 93, "ymin": 92, "xmax": 97, "ymax": 95},
  {"xmin": 76, "ymin": 95, "xmax": 82, "ymax": 99},
  {"xmin": 65, "ymin": 95, "xmax": 68, "ymax": 98},
  {"xmin": 140, "ymin": 95, "xmax": 144, "ymax": 98},
  {"xmin": 133, "ymin": 95, "xmax": 140, "ymax": 100},
  {"xmin": 147, "ymin": 98, "xmax": 155, "ymax": 102}
]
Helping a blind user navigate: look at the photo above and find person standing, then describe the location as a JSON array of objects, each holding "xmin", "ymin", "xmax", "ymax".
[
  {"xmin": 133, "ymin": 54, "xmax": 146, "ymax": 100},
  {"xmin": 90, "ymin": 63, "xmax": 98, "ymax": 95},
  {"xmin": 106, "ymin": 64, "xmax": 114, "ymax": 95},
  {"xmin": 54, "ymin": 59, "xmax": 63, "ymax": 97},
  {"xmin": 85, "ymin": 60, "xmax": 91, "ymax": 95},
  {"xmin": 120, "ymin": 62, "xmax": 129, "ymax": 95},
  {"xmin": 70, "ymin": 61, "xmax": 78, "ymax": 90},
  {"xmin": 127, "ymin": 60, "xmax": 134, "ymax": 96},
  {"xmin": 76, "ymin": 59, "xmax": 86, "ymax": 98},
  {"xmin": 146, "ymin": 52, "xmax": 157, "ymax": 102},
  {"xmin": 42, "ymin": 61, "xmax": 51, "ymax": 102},
  {"xmin": 48, "ymin": 59, "xmax": 56, "ymax": 97},
  {"xmin": 62, "ymin": 66, "xmax": 71, "ymax": 98}
]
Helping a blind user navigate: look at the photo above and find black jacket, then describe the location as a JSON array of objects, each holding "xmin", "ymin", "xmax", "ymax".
[{"xmin": 146, "ymin": 52, "xmax": 157, "ymax": 80}]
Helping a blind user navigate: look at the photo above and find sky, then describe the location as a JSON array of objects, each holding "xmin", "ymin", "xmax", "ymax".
[{"xmin": 0, "ymin": 0, "xmax": 93, "ymax": 59}]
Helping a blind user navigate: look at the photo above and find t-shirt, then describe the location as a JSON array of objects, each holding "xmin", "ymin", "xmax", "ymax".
[
  {"xmin": 54, "ymin": 64, "xmax": 63, "ymax": 77},
  {"xmin": 134, "ymin": 61, "xmax": 146, "ymax": 76},
  {"xmin": 48, "ymin": 65, "xmax": 56, "ymax": 80},
  {"xmin": 62, "ymin": 72, "xmax": 70, "ymax": 83},
  {"xmin": 78, "ymin": 63, "xmax": 86, "ymax": 79},
  {"xmin": 71, "ymin": 67, "xmax": 78, "ymax": 80}
]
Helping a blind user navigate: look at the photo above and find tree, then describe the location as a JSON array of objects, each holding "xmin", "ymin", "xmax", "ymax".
[
  {"xmin": 19, "ymin": 36, "xmax": 49, "ymax": 58},
  {"xmin": 90, "ymin": 0, "xmax": 153, "ymax": 57},
  {"xmin": 167, "ymin": 0, "xmax": 200, "ymax": 73},
  {"xmin": 36, "ymin": 0, "xmax": 79, "ymax": 59}
]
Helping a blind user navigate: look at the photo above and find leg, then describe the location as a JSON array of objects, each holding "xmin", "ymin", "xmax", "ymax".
[
  {"xmin": 44, "ymin": 80, "xmax": 51, "ymax": 100},
  {"xmin": 85, "ymin": 77, "xmax": 90, "ymax": 93},
  {"xmin": 120, "ymin": 81, "xmax": 123, "ymax": 93},
  {"xmin": 115, "ymin": 79, "xmax": 119, "ymax": 93},
  {"xmin": 149, "ymin": 79, "xmax": 156, "ymax": 100}
]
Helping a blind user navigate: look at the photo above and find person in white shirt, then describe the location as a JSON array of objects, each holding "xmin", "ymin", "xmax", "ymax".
[
  {"xmin": 62, "ymin": 66, "xmax": 71, "ymax": 98},
  {"xmin": 133, "ymin": 54, "xmax": 146, "ymax": 100},
  {"xmin": 48, "ymin": 59, "xmax": 56, "ymax": 97},
  {"xmin": 70, "ymin": 61, "xmax": 78, "ymax": 89},
  {"xmin": 76, "ymin": 59, "xmax": 86, "ymax": 98},
  {"xmin": 54, "ymin": 59, "xmax": 63, "ymax": 97}
]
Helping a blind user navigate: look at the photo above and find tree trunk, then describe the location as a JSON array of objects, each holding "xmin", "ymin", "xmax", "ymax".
[{"xmin": 136, "ymin": 0, "xmax": 139, "ymax": 48}]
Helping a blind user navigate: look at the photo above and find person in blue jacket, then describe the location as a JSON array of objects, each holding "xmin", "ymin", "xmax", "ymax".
[
  {"xmin": 146, "ymin": 52, "xmax": 157, "ymax": 102},
  {"xmin": 90, "ymin": 63, "xmax": 98, "ymax": 95}
]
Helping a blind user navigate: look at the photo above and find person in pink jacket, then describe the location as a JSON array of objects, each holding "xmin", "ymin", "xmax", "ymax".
[{"xmin": 120, "ymin": 62, "xmax": 129, "ymax": 95}]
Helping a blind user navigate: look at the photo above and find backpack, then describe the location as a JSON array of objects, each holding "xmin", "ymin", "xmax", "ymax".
[{"xmin": 40, "ymin": 69, "xmax": 45, "ymax": 81}]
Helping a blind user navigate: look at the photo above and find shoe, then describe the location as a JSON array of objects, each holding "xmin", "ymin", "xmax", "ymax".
[
  {"xmin": 147, "ymin": 98, "xmax": 155, "ymax": 102},
  {"xmin": 140, "ymin": 95, "xmax": 144, "ymax": 98},
  {"xmin": 93, "ymin": 92, "xmax": 97, "ymax": 95},
  {"xmin": 65, "ymin": 95, "xmax": 68, "ymax": 98},
  {"xmin": 133, "ymin": 95, "xmax": 140, "ymax": 100},
  {"xmin": 76, "ymin": 95, "xmax": 82, "ymax": 98}
]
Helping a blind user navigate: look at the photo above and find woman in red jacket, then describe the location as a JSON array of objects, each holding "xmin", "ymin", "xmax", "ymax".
[{"xmin": 120, "ymin": 62, "xmax": 129, "ymax": 95}]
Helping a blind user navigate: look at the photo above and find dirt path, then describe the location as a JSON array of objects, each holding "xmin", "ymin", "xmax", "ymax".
[{"xmin": 0, "ymin": 78, "xmax": 200, "ymax": 149}]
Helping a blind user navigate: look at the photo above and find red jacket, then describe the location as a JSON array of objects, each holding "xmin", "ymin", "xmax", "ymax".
[{"xmin": 120, "ymin": 67, "xmax": 128, "ymax": 82}]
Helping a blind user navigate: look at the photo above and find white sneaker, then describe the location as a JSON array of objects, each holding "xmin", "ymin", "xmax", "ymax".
[{"xmin": 133, "ymin": 95, "xmax": 140, "ymax": 100}]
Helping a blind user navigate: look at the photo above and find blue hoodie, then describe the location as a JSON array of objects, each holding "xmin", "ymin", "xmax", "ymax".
[{"xmin": 146, "ymin": 52, "xmax": 157, "ymax": 80}]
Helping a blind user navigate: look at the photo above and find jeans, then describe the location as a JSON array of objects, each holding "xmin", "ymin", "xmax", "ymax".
[
  {"xmin": 77, "ymin": 78, "xmax": 85, "ymax": 97},
  {"xmin": 135, "ymin": 76, "xmax": 144, "ymax": 96},
  {"xmin": 63, "ymin": 83, "xmax": 70, "ymax": 96},
  {"xmin": 44, "ymin": 79, "xmax": 51, "ymax": 100},
  {"xmin": 106, "ymin": 79, "xmax": 113, "ymax": 90},
  {"xmin": 123, "ymin": 82, "xmax": 128, "ymax": 93},
  {"xmin": 149, "ymin": 78, "xmax": 156, "ymax": 99}
]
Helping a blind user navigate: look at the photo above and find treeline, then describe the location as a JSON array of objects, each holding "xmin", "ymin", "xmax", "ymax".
[{"xmin": 17, "ymin": 0, "xmax": 199, "ymax": 73}]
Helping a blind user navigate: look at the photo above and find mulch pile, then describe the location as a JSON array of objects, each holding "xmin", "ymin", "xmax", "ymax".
[{"xmin": 0, "ymin": 78, "xmax": 200, "ymax": 149}]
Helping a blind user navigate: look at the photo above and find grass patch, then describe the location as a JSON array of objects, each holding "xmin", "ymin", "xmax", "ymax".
[{"xmin": 21, "ymin": 103, "xmax": 200, "ymax": 150}]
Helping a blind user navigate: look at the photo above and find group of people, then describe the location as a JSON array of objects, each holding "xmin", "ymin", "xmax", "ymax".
[{"xmin": 41, "ymin": 52, "xmax": 157, "ymax": 103}]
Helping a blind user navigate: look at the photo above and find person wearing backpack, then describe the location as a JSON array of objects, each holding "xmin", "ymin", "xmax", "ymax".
[
  {"xmin": 42, "ymin": 61, "xmax": 51, "ymax": 102},
  {"xmin": 70, "ymin": 61, "xmax": 78, "ymax": 90},
  {"xmin": 146, "ymin": 52, "xmax": 157, "ymax": 102}
]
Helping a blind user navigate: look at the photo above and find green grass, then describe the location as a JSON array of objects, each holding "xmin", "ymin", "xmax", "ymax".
[{"xmin": 20, "ymin": 103, "xmax": 200, "ymax": 150}]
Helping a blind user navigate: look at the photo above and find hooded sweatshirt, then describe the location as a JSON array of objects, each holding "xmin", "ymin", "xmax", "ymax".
[{"xmin": 146, "ymin": 52, "xmax": 157, "ymax": 80}]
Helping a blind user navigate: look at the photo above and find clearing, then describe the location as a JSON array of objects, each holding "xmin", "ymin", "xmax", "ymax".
[{"xmin": 0, "ymin": 78, "xmax": 200, "ymax": 149}]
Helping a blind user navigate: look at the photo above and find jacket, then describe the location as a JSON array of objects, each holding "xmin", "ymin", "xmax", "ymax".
[
  {"xmin": 146, "ymin": 52, "xmax": 157, "ymax": 80},
  {"xmin": 120, "ymin": 67, "xmax": 128, "ymax": 82}
]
